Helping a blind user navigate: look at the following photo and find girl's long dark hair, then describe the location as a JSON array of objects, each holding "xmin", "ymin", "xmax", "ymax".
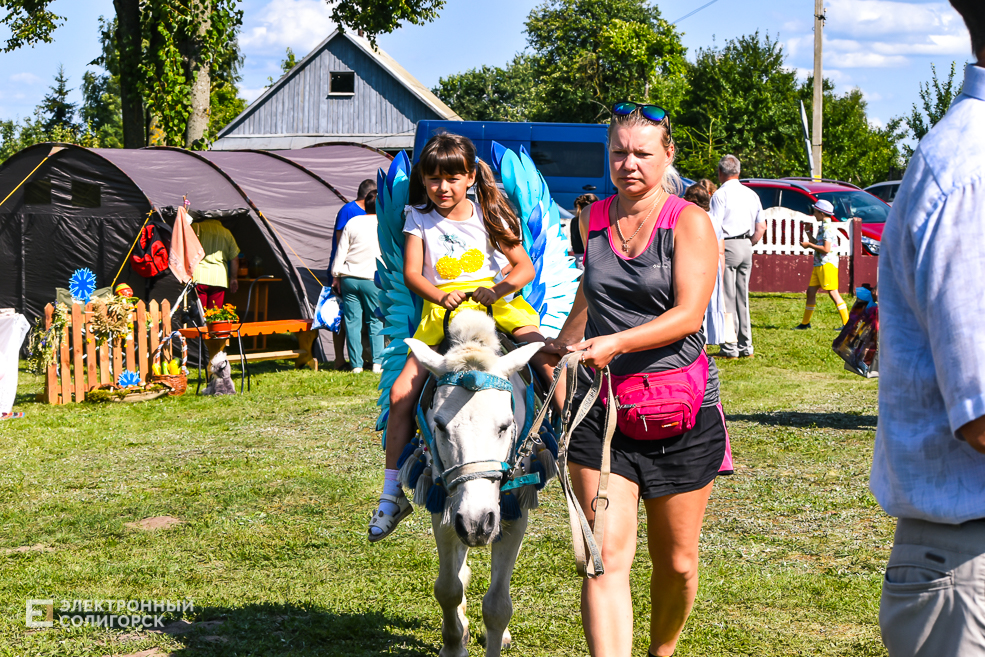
[{"xmin": 408, "ymin": 132, "xmax": 522, "ymax": 252}]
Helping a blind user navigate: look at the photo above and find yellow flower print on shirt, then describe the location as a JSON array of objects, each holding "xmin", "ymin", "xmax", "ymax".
[{"xmin": 435, "ymin": 235, "xmax": 485, "ymax": 280}]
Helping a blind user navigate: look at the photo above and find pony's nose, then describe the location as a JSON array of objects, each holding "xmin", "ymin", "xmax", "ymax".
[
  {"xmin": 454, "ymin": 513, "xmax": 469, "ymax": 540},
  {"xmin": 481, "ymin": 511, "xmax": 496, "ymax": 537},
  {"xmin": 454, "ymin": 511, "xmax": 499, "ymax": 545}
]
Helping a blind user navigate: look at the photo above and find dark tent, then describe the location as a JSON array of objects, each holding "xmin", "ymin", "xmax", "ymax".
[{"xmin": 0, "ymin": 142, "xmax": 392, "ymax": 361}]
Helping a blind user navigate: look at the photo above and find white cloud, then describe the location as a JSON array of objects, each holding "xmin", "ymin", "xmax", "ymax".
[
  {"xmin": 788, "ymin": 2, "xmax": 971, "ymax": 70},
  {"xmin": 10, "ymin": 72, "xmax": 42, "ymax": 85},
  {"xmin": 863, "ymin": 89, "xmax": 883, "ymax": 102},
  {"xmin": 869, "ymin": 116, "xmax": 885, "ymax": 129},
  {"xmin": 825, "ymin": 0, "xmax": 965, "ymax": 39},
  {"xmin": 826, "ymin": 49, "xmax": 909, "ymax": 68},
  {"xmin": 238, "ymin": 84, "xmax": 269, "ymax": 104},
  {"xmin": 240, "ymin": 0, "xmax": 335, "ymax": 54}
]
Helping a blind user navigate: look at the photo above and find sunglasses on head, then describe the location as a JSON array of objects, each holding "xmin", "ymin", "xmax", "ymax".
[{"xmin": 611, "ymin": 102, "xmax": 672, "ymax": 137}]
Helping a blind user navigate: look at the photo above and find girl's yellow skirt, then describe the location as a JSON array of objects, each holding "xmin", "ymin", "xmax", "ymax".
[{"xmin": 414, "ymin": 278, "xmax": 541, "ymax": 346}]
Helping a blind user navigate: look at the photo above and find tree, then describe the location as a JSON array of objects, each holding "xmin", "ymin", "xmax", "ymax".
[
  {"xmin": 329, "ymin": 0, "xmax": 445, "ymax": 44},
  {"xmin": 904, "ymin": 61, "xmax": 961, "ymax": 159},
  {"xmin": 38, "ymin": 65, "xmax": 77, "ymax": 133},
  {"xmin": 434, "ymin": 0, "xmax": 686, "ymax": 124},
  {"xmin": 140, "ymin": 0, "xmax": 243, "ymax": 149},
  {"xmin": 81, "ymin": 17, "xmax": 124, "ymax": 149},
  {"xmin": 433, "ymin": 55, "xmax": 538, "ymax": 121},
  {"xmin": 267, "ymin": 47, "xmax": 299, "ymax": 86},
  {"xmin": 676, "ymin": 33, "xmax": 802, "ymax": 179},
  {"xmin": 524, "ymin": 0, "xmax": 686, "ymax": 123},
  {"xmin": 799, "ymin": 78, "xmax": 904, "ymax": 187},
  {"xmin": 0, "ymin": 0, "xmax": 63, "ymax": 52}
]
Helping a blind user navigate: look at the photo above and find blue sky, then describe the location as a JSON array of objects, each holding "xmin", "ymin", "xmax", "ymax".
[{"xmin": 0, "ymin": 0, "xmax": 972, "ymax": 131}]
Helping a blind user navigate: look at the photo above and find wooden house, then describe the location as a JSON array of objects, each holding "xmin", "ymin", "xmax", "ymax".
[{"xmin": 213, "ymin": 30, "xmax": 460, "ymax": 151}]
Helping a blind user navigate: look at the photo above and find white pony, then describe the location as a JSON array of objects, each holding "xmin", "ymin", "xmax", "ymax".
[{"xmin": 404, "ymin": 310, "xmax": 551, "ymax": 657}]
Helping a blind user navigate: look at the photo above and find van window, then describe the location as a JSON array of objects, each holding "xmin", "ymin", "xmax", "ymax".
[
  {"xmin": 779, "ymin": 189, "xmax": 813, "ymax": 215},
  {"xmin": 529, "ymin": 141, "xmax": 604, "ymax": 178}
]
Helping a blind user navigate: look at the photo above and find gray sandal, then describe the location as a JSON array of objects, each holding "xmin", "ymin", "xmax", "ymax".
[{"xmin": 368, "ymin": 492, "xmax": 413, "ymax": 542}]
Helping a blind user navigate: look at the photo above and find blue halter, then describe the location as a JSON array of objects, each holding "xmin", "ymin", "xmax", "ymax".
[{"xmin": 437, "ymin": 370, "xmax": 513, "ymax": 395}]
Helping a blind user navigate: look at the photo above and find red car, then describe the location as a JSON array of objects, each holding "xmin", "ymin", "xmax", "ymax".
[{"xmin": 741, "ymin": 177, "xmax": 888, "ymax": 255}]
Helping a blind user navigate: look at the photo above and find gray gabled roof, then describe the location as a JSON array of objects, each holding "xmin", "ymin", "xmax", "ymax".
[{"xmin": 217, "ymin": 30, "xmax": 460, "ymax": 139}]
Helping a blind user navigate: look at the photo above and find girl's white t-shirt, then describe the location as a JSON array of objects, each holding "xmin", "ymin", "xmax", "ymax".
[{"xmin": 403, "ymin": 201, "xmax": 509, "ymax": 287}]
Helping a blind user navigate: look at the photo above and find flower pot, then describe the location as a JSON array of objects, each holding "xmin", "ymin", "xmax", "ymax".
[{"xmin": 207, "ymin": 321, "xmax": 233, "ymax": 338}]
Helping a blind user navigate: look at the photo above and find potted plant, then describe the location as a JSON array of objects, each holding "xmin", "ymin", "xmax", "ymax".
[{"xmin": 204, "ymin": 304, "xmax": 239, "ymax": 338}]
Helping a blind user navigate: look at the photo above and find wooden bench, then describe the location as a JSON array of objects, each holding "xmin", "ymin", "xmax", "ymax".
[{"xmin": 178, "ymin": 319, "xmax": 318, "ymax": 371}]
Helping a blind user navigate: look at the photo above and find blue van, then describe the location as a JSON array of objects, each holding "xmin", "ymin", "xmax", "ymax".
[{"xmin": 413, "ymin": 120, "xmax": 615, "ymax": 213}]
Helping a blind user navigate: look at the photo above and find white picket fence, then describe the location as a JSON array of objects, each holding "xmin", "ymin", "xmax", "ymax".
[{"xmin": 751, "ymin": 207, "xmax": 852, "ymax": 256}]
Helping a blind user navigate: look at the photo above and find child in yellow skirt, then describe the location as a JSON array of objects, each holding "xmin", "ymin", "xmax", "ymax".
[
  {"xmin": 794, "ymin": 199, "xmax": 850, "ymax": 329},
  {"xmin": 369, "ymin": 133, "xmax": 554, "ymax": 542}
]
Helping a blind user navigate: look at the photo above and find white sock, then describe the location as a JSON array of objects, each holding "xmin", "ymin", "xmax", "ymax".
[{"xmin": 380, "ymin": 469, "xmax": 401, "ymax": 516}]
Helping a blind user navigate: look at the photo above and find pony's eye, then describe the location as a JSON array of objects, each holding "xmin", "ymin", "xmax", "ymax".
[{"xmin": 498, "ymin": 423, "xmax": 512, "ymax": 434}]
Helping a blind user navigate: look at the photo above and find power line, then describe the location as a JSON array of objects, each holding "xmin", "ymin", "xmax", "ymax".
[{"xmin": 671, "ymin": 0, "xmax": 723, "ymax": 25}]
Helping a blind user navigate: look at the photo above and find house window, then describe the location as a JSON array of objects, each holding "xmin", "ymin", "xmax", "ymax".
[
  {"xmin": 329, "ymin": 71, "xmax": 355, "ymax": 96},
  {"xmin": 24, "ymin": 179, "xmax": 51, "ymax": 204},
  {"xmin": 71, "ymin": 181, "xmax": 101, "ymax": 208}
]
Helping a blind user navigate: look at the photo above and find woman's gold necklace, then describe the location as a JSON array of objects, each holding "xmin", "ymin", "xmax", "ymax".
[{"xmin": 615, "ymin": 191, "xmax": 664, "ymax": 252}]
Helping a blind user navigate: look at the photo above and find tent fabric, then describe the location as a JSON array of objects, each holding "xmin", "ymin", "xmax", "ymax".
[
  {"xmin": 0, "ymin": 142, "xmax": 387, "ymax": 363},
  {"xmin": 274, "ymin": 144, "xmax": 392, "ymax": 203}
]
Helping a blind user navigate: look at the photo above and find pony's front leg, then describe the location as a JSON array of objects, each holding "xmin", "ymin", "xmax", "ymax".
[
  {"xmin": 483, "ymin": 509, "xmax": 528, "ymax": 657},
  {"xmin": 433, "ymin": 514, "xmax": 472, "ymax": 657}
]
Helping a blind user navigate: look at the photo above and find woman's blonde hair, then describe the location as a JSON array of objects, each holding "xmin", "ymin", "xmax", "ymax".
[{"xmin": 607, "ymin": 110, "xmax": 683, "ymax": 196}]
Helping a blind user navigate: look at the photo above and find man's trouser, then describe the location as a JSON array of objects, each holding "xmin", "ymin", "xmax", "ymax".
[
  {"xmin": 721, "ymin": 238, "xmax": 753, "ymax": 357},
  {"xmin": 880, "ymin": 516, "xmax": 985, "ymax": 656}
]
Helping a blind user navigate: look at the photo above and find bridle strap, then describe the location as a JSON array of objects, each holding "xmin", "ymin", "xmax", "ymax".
[
  {"xmin": 442, "ymin": 460, "xmax": 510, "ymax": 490},
  {"xmin": 523, "ymin": 351, "xmax": 614, "ymax": 578}
]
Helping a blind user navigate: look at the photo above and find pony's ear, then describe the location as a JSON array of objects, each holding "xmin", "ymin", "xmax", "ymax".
[
  {"xmin": 405, "ymin": 338, "xmax": 447, "ymax": 375},
  {"xmin": 494, "ymin": 342, "xmax": 544, "ymax": 379}
]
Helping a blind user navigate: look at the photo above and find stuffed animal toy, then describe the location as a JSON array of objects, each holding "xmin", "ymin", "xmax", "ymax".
[{"xmin": 200, "ymin": 351, "xmax": 236, "ymax": 396}]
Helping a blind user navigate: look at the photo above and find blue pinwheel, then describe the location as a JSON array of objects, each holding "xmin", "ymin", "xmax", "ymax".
[
  {"xmin": 117, "ymin": 370, "xmax": 141, "ymax": 388},
  {"xmin": 69, "ymin": 268, "xmax": 97, "ymax": 304}
]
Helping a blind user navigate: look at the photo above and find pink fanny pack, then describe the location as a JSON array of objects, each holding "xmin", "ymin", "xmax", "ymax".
[{"xmin": 602, "ymin": 352, "xmax": 709, "ymax": 440}]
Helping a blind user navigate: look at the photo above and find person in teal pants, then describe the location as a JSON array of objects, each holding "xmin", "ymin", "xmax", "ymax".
[{"xmin": 331, "ymin": 190, "xmax": 383, "ymax": 373}]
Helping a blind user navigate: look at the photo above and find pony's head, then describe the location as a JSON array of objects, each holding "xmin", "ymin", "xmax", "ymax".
[{"xmin": 405, "ymin": 310, "xmax": 543, "ymax": 547}]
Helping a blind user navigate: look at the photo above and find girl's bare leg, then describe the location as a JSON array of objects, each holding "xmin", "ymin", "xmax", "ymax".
[{"xmin": 385, "ymin": 352, "xmax": 431, "ymax": 469}]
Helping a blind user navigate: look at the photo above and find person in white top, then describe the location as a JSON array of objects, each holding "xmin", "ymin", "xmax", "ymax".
[
  {"xmin": 709, "ymin": 154, "xmax": 765, "ymax": 359},
  {"xmin": 331, "ymin": 190, "xmax": 383, "ymax": 373}
]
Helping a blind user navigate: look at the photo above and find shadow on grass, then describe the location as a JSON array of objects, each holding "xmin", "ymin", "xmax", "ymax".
[
  {"xmin": 727, "ymin": 411, "xmax": 877, "ymax": 431},
  {"xmin": 162, "ymin": 603, "xmax": 433, "ymax": 656}
]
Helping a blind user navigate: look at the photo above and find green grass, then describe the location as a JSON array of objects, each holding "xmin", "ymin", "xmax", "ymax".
[{"xmin": 1, "ymin": 293, "xmax": 888, "ymax": 656}]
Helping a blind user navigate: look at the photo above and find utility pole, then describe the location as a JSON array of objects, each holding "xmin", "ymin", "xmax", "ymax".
[{"xmin": 812, "ymin": 0, "xmax": 825, "ymax": 181}]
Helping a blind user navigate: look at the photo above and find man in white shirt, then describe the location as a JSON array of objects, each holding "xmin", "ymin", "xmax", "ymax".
[
  {"xmin": 709, "ymin": 154, "xmax": 764, "ymax": 359},
  {"xmin": 871, "ymin": 3, "xmax": 985, "ymax": 655}
]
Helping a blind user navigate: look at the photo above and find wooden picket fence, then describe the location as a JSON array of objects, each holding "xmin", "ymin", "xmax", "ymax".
[{"xmin": 43, "ymin": 299, "xmax": 174, "ymax": 405}]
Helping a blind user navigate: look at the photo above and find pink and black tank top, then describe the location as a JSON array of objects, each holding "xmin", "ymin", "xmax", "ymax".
[{"xmin": 583, "ymin": 194, "xmax": 708, "ymax": 379}]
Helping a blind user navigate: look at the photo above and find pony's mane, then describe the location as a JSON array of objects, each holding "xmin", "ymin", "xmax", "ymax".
[{"xmin": 444, "ymin": 310, "xmax": 502, "ymax": 373}]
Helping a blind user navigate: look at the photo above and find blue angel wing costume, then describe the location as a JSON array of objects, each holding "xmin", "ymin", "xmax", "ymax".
[
  {"xmin": 490, "ymin": 141, "xmax": 581, "ymax": 337},
  {"xmin": 374, "ymin": 145, "xmax": 581, "ymax": 442},
  {"xmin": 374, "ymin": 151, "xmax": 422, "ymax": 444}
]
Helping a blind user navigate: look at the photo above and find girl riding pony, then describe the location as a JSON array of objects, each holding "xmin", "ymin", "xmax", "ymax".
[{"xmin": 369, "ymin": 132, "xmax": 554, "ymax": 541}]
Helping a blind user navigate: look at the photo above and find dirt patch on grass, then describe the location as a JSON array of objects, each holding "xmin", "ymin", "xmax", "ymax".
[{"xmin": 125, "ymin": 516, "xmax": 184, "ymax": 530}]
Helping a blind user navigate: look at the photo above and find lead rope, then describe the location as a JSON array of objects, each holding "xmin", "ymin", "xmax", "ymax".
[{"xmin": 522, "ymin": 352, "xmax": 617, "ymax": 578}]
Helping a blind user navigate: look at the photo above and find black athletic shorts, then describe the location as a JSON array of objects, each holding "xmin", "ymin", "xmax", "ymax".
[{"xmin": 566, "ymin": 380, "xmax": 730, "ymax": 500}]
